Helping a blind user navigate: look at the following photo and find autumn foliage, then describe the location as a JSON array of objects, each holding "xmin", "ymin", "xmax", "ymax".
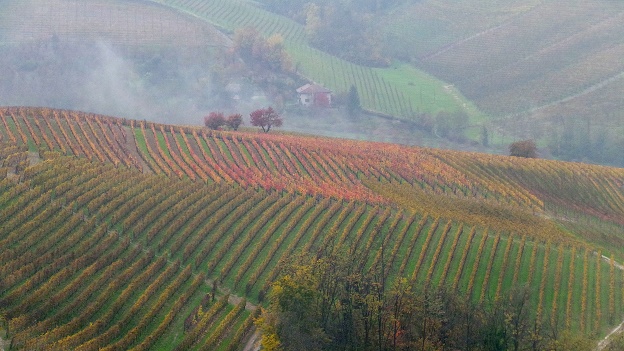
[
  {"xmin": 249, "ymin": 107, "xmax": 282, "ymax": 133},
  {"xmin": 204, "ymin": 112, "xmax": 226, "ymax": 130},
  {"xmin": 1, "ymin": 106, "xmax": 623, "ymax": 349}
]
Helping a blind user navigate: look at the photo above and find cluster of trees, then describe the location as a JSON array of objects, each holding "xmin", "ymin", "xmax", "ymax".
[
  {"xmin": 258, "ymin": 1, "xmax": 393, "ymax": 66},
  {"xmin": 203, "ymin": 112, "xmax": 243, "ymax": 131},
  {"xmin": 257, "ymin": 250, "xmax": 595, "ymax": 351},
  {"xmin": 232, "ymin": 27, "xmax": 292, "ymax": 73},
  {"xmin": 260, "ymin": 0, "xmax": 404, "ymax": 16},
  {"xmin": 545, "ymin": 117, "xmax": 624, "ymax": 166},
  {"xmin": 302, "ymin": 3, "xmax": 388, "ymax": 66},
  {"xmin": 227, "ymin": 27, "xmax": 299, "ymax": 110},
  {"xmin": 404, "ymin": 110, "xmax": 470, "ymax": 142},
  {"xmin": 204, "ymin": 107, "xmax": 282, "ymax": 133},
  {"xmin": 509, "ymin": 140, "xmax": 538, "ymax": 158}
]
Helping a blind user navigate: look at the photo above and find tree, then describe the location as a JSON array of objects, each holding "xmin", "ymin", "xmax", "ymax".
[
  {"xmin": 226, "ymin": 113, "xmax": 243, "ymax": 131},
  {"xmin": 347, "ymin": 85, "xmax": 360, "ymax": 116},
  {"xmin": 233, "ymin": 27, "xmax": 293, "ymax": 73},
  {"xmin": 250, "ymin": 107, "xmax": 283, "ymax": 133},
  {"xmin": 481, "ymin": 126, "xmax": 490, "ymax": 147},
  {"xmin": 509, "ymin": 139, "xmax": 538, "ymax": 158},
  {"xmin": 204, "ymin": 112, "xmax": 225, "ymax": 130},
  {"xmin": 435, "ymin": 111, "xmax": 469, "ymax": 140}
]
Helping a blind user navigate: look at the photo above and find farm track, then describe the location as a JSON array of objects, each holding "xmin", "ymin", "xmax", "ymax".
[
  {"xmin": 596, "ymin": 255, "xmax": 624, "ymax": 350},
  {"xmin": 421, "ymin": 17, "xmax": 519, "ymax": 61},
  {"xmin": 123, "ymin": 126, "xmax": 150, "ymax": 173},
  {"xmin": 512, "ymin": 70, "xmax": 624, "ymax": 118},
  {"xmin": 242, "ymin": 331, "xmax": 260, "ymax": 351}
]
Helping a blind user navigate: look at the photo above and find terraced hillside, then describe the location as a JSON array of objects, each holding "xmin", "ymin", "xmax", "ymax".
[
  {"xmin": 0, "ymin": 0, "xmax": 229, "ymax": 46},
  {"xmin": 146, "ymin": 0, "xmax": 472, "ymax": 120},
  {"xmin": 384, "ymin": 0, "xmax": 624, "ymax": 147},
  {"xmin": 1, "ymin": 107, "xmax": 624, "ymax": 349},
  {"xmin": 416, "ymin": 1, "xmax": 624, "ymax": 115}
]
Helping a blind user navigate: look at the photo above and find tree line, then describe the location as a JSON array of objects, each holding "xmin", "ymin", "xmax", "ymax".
[
  {"xmin": 257, "ymin": 249, "xmax": 597, "ymax": 351},
  {"xmin": 204, "ymin": 107, "xmax": 282, "ymax": 133},
  {"xmin": 257, "ymin": 0, "xmax": 407, "ymax": 66}
]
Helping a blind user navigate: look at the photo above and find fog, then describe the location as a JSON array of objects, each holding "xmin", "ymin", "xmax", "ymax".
[{"xmin": 0, "ymin": 37, "xmax": 224, "ymax": 125}]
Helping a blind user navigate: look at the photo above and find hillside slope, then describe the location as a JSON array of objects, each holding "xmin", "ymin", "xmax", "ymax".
[
  {"xmin": 146, "ymin": 0, "xmax": 474, "ymax": 121},
  {"xmin": 0, "ymin": 107, "xmax": 624, "ymax": 349},
  {"xmin": 382, "ymin": 0, "xmax": 624, "ymax": 164}
]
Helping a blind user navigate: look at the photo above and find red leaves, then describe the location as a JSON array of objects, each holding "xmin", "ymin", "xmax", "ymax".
[
  {"xmin": 204, "ymin": 112, "xmax": 226, "ymax": 130},
  {"xmin": 249, "ymin": 107, "xmax": 282, "ymax": 133}
]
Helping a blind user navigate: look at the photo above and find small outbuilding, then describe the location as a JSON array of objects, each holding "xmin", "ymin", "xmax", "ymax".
[{"xmin": 296, "ymin": 83, "xmax": 332, "ymax": 108}]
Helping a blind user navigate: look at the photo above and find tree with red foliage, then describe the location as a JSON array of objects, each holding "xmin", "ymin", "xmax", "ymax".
[
  {"xmin": 250, "ymin": 107, "xmax": 282, "ymax": 133},
  {"xmin": 509, "ymin": 139, "xmax": 538, "ymax": 158},
  {"xmin": 227, "ymin": 114, "xmax": 243, "ymax": 131},
  {"xmin": 204, "ymin": 112, "xmax": 226, "ymax": 130}
]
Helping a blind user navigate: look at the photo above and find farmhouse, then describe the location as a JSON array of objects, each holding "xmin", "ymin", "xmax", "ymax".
[{"xmin": 296, "ymin": 83, "xmax": 332, "ymax": 108}]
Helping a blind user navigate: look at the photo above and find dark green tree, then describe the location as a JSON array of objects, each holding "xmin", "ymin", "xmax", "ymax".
[
  {"xmin": 347, "ymin": 85, "xmax": 361, "ymax": 116},
  {"xmin": 509, "ymin": 139, "xmax": 538, "ymax": 158},
  {"xmin": 481, "ymin": 126, "xmax": 490, "ymax": 147}
]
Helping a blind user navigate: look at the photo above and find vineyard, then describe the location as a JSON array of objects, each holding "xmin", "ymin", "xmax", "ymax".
[
  {"xmin": 0, "ymin": 0, "xmax": 229, "ymax": 47},
  {"xmin": 147, "ymin": 0, "xmax": 471, "ymax": 120},
  {"xmin": 1, "ymin": 107, "xmax": 624, "ymax": 348}
]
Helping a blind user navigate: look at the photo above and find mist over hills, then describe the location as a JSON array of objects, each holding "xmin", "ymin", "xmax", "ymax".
[
  {"xmin": 381, "ymin": 0, "xmax": 624, "ymax": 165},
  {"xmin": 1, "ymin": 1, "xmax": 624, "ymax": 349},
  {"xmin": 0, "ymin": 0, "xmax": 231, "ymax": 125},
  {"xmin": 2, "ymin": 0, "xmax": 622, "ymax": 166}
]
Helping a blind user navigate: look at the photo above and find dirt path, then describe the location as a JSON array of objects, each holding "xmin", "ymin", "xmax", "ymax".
[
  {"xmin": 525, "ymin": 71, "xmax": 624, "ymax": 117},
  {"xmin": 0, "ymin": 335, "xmax": 9, "ymax": 351},
  {"xmin": 122, "ymin": 125, "xmax": 150, "ymax": 173},
  {"xmin": 596, "ymin": 320, "xmax": 624, "ymax": 351},
  {"xmin": 596, "ymin": 255, "xmax": 624, "ymax": 350},
  {"xmin": 205, "ymin": 279, "xmax": 260, "ymax": 350},
  {"xmin": 242, "ymin": 331, "xmax": 261, "ymax": 351}
]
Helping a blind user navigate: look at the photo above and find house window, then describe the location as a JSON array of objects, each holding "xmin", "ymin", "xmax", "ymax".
[{"xmin": 304, "ymin": 98, "xmax": 310, "ymax": 103}]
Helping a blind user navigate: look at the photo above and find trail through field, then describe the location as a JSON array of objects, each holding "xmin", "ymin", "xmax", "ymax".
[
  {"xmin": 597, "ymin": 320, "xmax": 624, "ymax": 351},
  {"xmin": 243, "ymin": 331, "xmax": 261, "ymax": 351},
  {"xmin": 0, "ymin": 335, "xmax": 8, "ymax": 351},
  {"xmin": 509, "ymin": 70, "xmax": 624, "ymax": 119},
  {"xmin": 421, "ymin": 20, "xmax": 516, "ymax": 61},
  {"xmin": 206, "ymin": 279, "xmax": 260, "ymax": 350},
  {"xmin": 122, "ymin": 126, "xmax": 150, "ymax": 173},
  {"xmin": 595, "ymin": 255, "xmax": 624, "ymax": 350}
]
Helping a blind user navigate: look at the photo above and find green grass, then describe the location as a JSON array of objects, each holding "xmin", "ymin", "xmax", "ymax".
[{"xmin": 442, "ymin": 226, "xmax": 472, "ymax": 287}]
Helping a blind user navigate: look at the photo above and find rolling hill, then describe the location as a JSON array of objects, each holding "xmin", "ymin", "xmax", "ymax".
[
  {"xmin": 381, "ymin": 0, "xmax": 624, "ymax": 164},
  {"xmin": 1, "ymin": 106, "xmax": 624, "ymax": 349}
]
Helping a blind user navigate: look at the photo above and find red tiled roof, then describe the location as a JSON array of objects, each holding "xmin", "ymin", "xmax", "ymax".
[{"xmin": 296, "ymin": 83, "xmax": 332, "ymax": 94}]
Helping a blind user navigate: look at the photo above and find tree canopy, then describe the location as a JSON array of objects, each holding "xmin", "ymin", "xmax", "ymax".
[
  {"xmin": 250, "ymin": 107, "xmax": 283, "ymax": 133},
  {"xmin": 509, "ymin": 139, "xmax": 538, "ymax": 158},
  {"xmin": 257, "ymin": 250, "xmax": 593, "ymax": 351}
]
